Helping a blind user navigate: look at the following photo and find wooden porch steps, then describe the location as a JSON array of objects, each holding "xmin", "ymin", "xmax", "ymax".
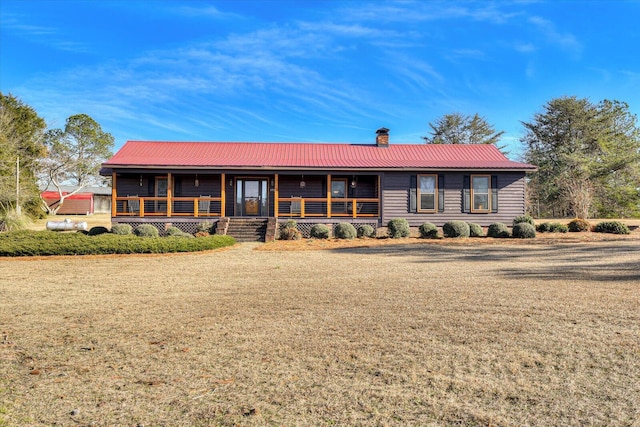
[{"xmin": 224, "ymin": 218, "xmax": 269, "ymax": 242}]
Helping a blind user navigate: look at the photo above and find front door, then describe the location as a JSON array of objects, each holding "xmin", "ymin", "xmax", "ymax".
[
  {"xmin": 236, "ymin": 179, "xmax": 268, "ymax": 216},
  {"xmin": 155, "ymin": 177, "xmax": 168, "ymax": 214}
]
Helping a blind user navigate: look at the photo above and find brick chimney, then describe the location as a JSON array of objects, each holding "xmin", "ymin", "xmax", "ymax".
[{"xmin": 376, "ymin": 127, "xmax": 389, "ymax": 147}]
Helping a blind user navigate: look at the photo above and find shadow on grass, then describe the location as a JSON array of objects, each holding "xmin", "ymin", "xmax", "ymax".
[{"xmin": 332, "ymin": 241, "xmax": 640, "ymax": 283}]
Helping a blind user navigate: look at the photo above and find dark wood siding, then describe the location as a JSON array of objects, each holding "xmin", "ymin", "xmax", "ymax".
[
  {"xmin": 116, "ymin": 175, "xmax": 145, "ymax": 197},
  {"xmin": 176, "ymin": 174, "xmax": 222, "ymax": 197},
  {"xmin": 382, "ymin": 171, "xmax": 526, "ymax": 226}
]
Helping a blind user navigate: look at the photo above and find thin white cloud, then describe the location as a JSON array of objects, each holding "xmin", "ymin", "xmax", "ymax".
[
  {"xmin": 174, "ymin": 5, "xmax": 240, "ymax": 19},
  {"xmin": 339, "ymin": 1, "xmax": 521, "ymax": 25},
  {"xmin": 451, "ymin": 49, "xmax": 486, "ymax": 59},
  {"xmin": 513, "ymin": 42, "xmax": 537, "ymax": 53},
  {"xmin": 0, "ymin": 17, "xmax": 56, "ymax": 36},
  {"xmin": 1, "ymin": 14, "xmax": 90, "ymax": 53},
  {"xmin": 529, "ymin": 16, "xmax": 582, "ymax": 55}
]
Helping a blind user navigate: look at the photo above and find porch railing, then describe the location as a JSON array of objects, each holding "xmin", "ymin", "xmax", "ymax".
[
  {"xmin": 115, "ymin": 195, "xmax": 379, "ymax": 219},
  {"xmin": 277, "ymin": 197, "xmax": 379, "ymax": 218},
  {"xmin": 114, "ymin": 196, "xmax": 222, "ymax": 217}
]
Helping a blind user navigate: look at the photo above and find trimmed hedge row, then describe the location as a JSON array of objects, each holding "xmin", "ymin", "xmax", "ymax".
[
  {"xmin": 513, "ymin": 222, "xmax": 536, "ymax": 238},
  {"xmin": 334, "ymin": 222, "xmax": 357, "ymax": 239},
  {"xmin": 387, "ymin": 218, "xmax": 410, "ymax": 238},
  {"xmin": 443, "ymin": 221, "xmax": 470, "ymax": 238},
  {"xmin": 0, "ymin": 231, "xmax": 236, "ymax": 257},
  {"xmin": 593, "ymin": 221, "xmax": 630, "ymax": 234},
  {"xmin": 568, "ymin": 218, "xmax": 591, "ymax": 232},
  {"xmin": 536, "ymin": 222, "xmax": 568, "ymax": 233}
]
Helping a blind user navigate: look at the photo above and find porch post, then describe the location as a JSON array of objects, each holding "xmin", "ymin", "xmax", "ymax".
[
  {"xmin": 327, "ymin": 174, "xmax": 332, "ymax": 218},
  {"xmin": 111, "ymin": 172, "xmax": 117, "ymax": 217},
  {"xmin": 167, "ymin": 173, "xmax": 172, "ymax": 217},
  {"xmin": 274, "ymin": 174, "xmax": 279, "ymax": 218},
  {"xmin": 378, "ymin": 174, "xmax": 382, "ymax": 220},
  {"xmin": 220, "ymin": 173, "xmax": 226, "ymax": 217}
]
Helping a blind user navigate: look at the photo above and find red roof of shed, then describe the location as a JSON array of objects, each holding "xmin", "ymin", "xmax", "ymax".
[
  {"xmin": 41, "ymin": 191, "xmax": 93, "ymax": 200},
  {"xmin": 103, "ymin": 141, "xmax": 535, "ymax": 170}
]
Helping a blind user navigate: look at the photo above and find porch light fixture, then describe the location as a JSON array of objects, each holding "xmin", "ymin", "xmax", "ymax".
[
  {"xmin": 194, "ymin": 174, "xmax": 199, "ymax": 188},
  {"xmin": 139, "ymin": 174, "xmax": 143, "ymax": 187},
  {"xmin": 270, "ymin": 179, "xmax": 275, "ymax": 188},
  {"xmin": 351, "ymin": 176, "xmax": 357, "ymax": 188},
  {"xmin": 229, "ymin": 179, "xmax": 233, "ymax": 187},
  {"xmin": 300, "ymin": 174, "xmax": 306, "ymax": 189}
]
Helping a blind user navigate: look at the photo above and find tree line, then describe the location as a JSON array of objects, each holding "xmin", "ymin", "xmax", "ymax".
[
  {"xmin": 423, "ymin": 98, "xmax": 640, "ymax": 219},
  {"xmin": 0, "ymin": 92, "xmax": 114, "ymax": 218},
  {"xmin": 1, "ymin": 93, "xmax": 639, "ymax": 220}
]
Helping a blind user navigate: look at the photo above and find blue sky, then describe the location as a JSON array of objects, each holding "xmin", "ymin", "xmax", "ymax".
[{"xmin": 2, "ymin": 0, "xmax": 639, "ymax": 159}]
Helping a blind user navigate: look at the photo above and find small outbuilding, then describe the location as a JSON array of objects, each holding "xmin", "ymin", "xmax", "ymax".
[{"xmin": 41, "ymin": 186, "xmax": 112, "ymax": 215}]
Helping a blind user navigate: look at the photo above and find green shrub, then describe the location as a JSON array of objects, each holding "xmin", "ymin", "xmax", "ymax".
[
  {"xmin": 110, "ymin": 224, "xmax": 132, "ymax": 235},
  {"xmin": 418, "ymin": 222, "xmax": 438, "ymax": 238},
  {"xmin": 333, "ymin": 222, "xmax": 357, "ymax": 239},
  {"xmin": 281, "ymin": 220, "xmax": 297, "ymax": 230},
  {"xmin": 279, "ymin": 228, "xmax": 301, "ymax": 240},
  {"xmin": 593, "ymin": 221, "xmax": 630, "ymax": 235},
  {"xmin": 279, "ymin": 221, "xmax": 301, "ymax": 240},
  {"xmin": 387, "ymin": 218, "xmax": 410, "ymax": 238},
  {"xmin": 513, "ymin": 215, "xmax": 535, "ymax": 227},
  {"xmin": 567, "ymin": 218, "xmax": 591, "ymax": 232},
  {"xmin": 548, "ymin": 223, "xmax": 568, "ymax": 233},
  {"xmin": 513, "ymin": 222, "xmax": 536, "ymax": 238},
  {"xmin": 487, "ymin": 222, "xmax": 510, "ymax": 238},
  {"xmin": 357, "ymin": 224, "xmax": 375, "ymax": 238},
  {"xmin": 166, "ymin": 226, "xmax": 193, "ymax": 238},
  {"xmin": 0, "ymin": 230, "xmax": 236, "ymax": 256},
  {"xmin": 196, "ymin": 222, "xmax": 214, "ymax": 234},
  {"xmin": 166, "ymin": 226, "xmax": 183, "ymax": 236},
  {"xmin": 536, "ymin": 222, "xmax": 551, "ymax": 232},
  {"xmin": 88, "ymin": 226, "xmax": 109, "ymax": 236},
  {"xmin": 467, "ymin": 222, "xmax": 484, "ymax": 237},
  {"xmin": 310, "ymin": 224, "xmax": 330, "ymax": 239},
  {"xmin": 134, "ymin": 224, "xmax": 159, "ymax": 237},
  {"xmin": 442, "ymin": 220, "xmax": 470, "ymax": 238}
]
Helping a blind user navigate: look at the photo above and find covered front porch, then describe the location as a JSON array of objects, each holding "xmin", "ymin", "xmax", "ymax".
[{"xmin": 111, "ymin": 172, "xmax": 381, "ymax": 220}]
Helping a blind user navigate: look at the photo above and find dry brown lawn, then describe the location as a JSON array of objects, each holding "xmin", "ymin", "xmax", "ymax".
[{"xmin": 1, "ymin": 234, "xmax": 639, "ymax": 426}]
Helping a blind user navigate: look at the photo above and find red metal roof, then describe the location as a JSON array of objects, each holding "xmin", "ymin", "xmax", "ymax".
[
  {"xmin": 41, "ymin": 191, "xmax": 93, "ymax": 200},
  {"xmin": 103, "ymin": 141, "xmax": 536, "ymax": 170}
]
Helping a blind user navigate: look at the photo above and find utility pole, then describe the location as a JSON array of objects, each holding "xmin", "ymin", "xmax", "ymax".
[{"xmin": 16, "ymin": 156, "xmax": 21, "ymax": 215}]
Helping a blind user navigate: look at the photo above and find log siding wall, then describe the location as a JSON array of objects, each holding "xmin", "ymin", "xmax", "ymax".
[
  {"xmin": 111, "ymin": 170, "xmax": 528, "ymax": 226},
  {"xmin": 381, "ymin": 171, "xmax": 526, "ymax": 227}
]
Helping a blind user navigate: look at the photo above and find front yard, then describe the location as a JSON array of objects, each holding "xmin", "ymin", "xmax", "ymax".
[{"xmin": 1, "ymin": 238, "xmax": 638, "ymax": 425}]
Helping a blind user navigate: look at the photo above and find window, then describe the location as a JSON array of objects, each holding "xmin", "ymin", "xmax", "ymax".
[
  {"xmin": 471, "ymin": 175, "xmax": 490, "ymax": 212},
  {"xmin": 410, "ymin": 174, "xmax": 444, "ymax": 213},
  {"xmin": 331, "ymin": 179, "xmax": 347, "ymax": 199},
  {"xmin": 417, "ymin": 174, "xmax": 437, "ymax": 212}
]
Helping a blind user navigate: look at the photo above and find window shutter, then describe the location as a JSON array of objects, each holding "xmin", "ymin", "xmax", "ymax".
[
  {"xmin": 174, "ymin": 178, "xmax": 182, "ymax": 196},
  {"xmin": 463, "ymin": 175, "xmax": 470, "ymax": 213},
  {"xmin": 491, "ymin": 175, "xmax": 498, "ymax": 213},
  {"xmin": 409, "ymin": 175, "xmax": 417, "ymax": 212},
  {"xmin": 148, "ymin": 178, "xmax": 154, "ymax": 196},
  {"xmin": 438, "ymin": 174, "xmax": 445, "ymax": 212}
]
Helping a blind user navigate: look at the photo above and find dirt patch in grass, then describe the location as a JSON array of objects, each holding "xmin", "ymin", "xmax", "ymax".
[{"xmin": 1, "ymin": 240, "xmax": 639, "ymax": 425}]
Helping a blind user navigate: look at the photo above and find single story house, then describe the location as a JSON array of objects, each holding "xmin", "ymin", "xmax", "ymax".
[{"xmin": 101, "ymin": 129, "xmax": 536, "ymax": 240}]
